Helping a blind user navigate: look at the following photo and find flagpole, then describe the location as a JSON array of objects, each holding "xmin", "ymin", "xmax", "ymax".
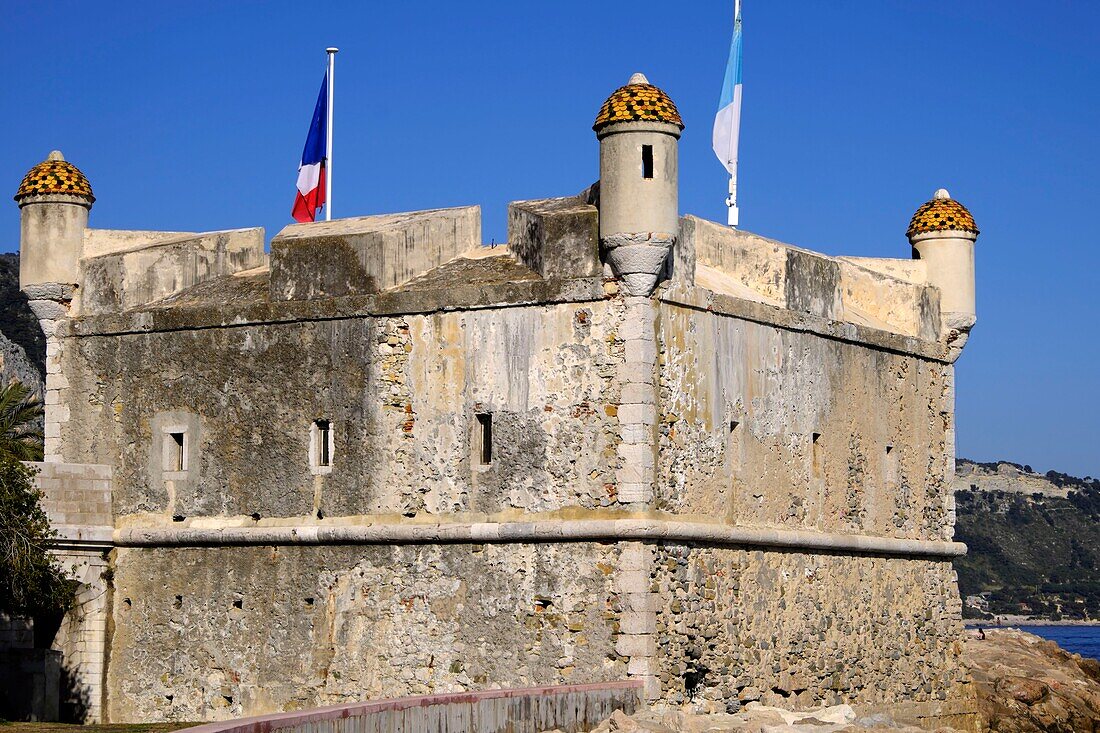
[
  {"xmin": 325, "ymin": 47, "xmax": 338, "ymax": 221},
  {"xmin": 727, "ymin": 0, "xmax": 741, "ymax": 228}
]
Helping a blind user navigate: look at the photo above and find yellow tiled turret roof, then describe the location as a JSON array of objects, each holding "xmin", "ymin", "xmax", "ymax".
[
  {"xmin": 14, "ymin": 151, "xmax": 94, "ymax": 203},
  {"xmin": 907, "ymin": 190, "xmax": 977, "ymax": 238},
  {"xmin": 594, "ymin": 73, "xmax": 684, "ymax": 132}
]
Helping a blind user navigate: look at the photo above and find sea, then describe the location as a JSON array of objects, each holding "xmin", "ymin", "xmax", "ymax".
[{"xmin": 1018, "ymin": 625, "xmax": 1100, "ymax": 661}]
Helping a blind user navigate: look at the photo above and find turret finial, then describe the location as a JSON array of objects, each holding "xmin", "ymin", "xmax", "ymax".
[
  {"xmin": 628, "ymin": 72, "xmax": 649, "ymax": 85},
  {"xmin": 47, "ymin": 150, "xmax": 65, "ymax": 162},
  {"xmin": 933, "ymin": 188, "xmax": 950, "ymax": 200}
]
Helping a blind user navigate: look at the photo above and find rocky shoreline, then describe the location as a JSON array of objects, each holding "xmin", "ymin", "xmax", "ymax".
[{"xmin": 539, "ymin": 629, "xmax": 1100, "ymax": 732}]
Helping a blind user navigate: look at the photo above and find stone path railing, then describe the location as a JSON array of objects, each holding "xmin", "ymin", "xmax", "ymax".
[{"xmin": 181, "ymin": 681, "xmax": 643, "ymax": 733}]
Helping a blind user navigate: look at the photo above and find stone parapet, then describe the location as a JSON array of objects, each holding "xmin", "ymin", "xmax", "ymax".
[
  {"xmin": 269, "ymin": 206, "xmax": 481, "ymax": 300},
  {"xmin": 80, "ymin": 228, "xmax": 265, "ymax": 316},
  {"xmin": 507, "ymin": 196, "xmax": 600, "ymax": 280},
  {"xmin": 681, "ymin": 216, "xmax": 946, "ymax": 345}
]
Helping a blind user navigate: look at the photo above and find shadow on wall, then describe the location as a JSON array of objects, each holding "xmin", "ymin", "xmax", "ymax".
[
  {"xmin": 59, "ymin": 660, "xmax": 91, "ymax": 723},
  {"xmin": 0, "ymin": 253, "xmax": 46, "ymax": 383},
  {"xmin": 34, "ymin": 610, "xmax": 91, "ymax": 723}
]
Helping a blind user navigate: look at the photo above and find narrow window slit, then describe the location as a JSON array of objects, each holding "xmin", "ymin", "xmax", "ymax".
[
  {"xmin": 476, "ymin": 413, "xmax": 493, "ymax": 465},
  {"xmin": 642, "ymin": 145, "xmax": 654, "ymax": 179},
  {"xmin": 311, "ymin": 419, "xmax": 333, "ymax": 472},
  {"xmin": 316, "ymin": 420, "xmax": 331, "ymax": 466},
  {"xmin": 885, "ymin": 444, "xmax": 898, "ymax": 484},
  {"xmin": 169, "ymin": 432, "xmax": 185, "ymax": 471},
  {"xmin": 811, "ymin": 433, "xmax": 824, "ymax": 478},
  {"xmin": 728, "ymin": 420, "xmax": 743, "ymax": 471}
]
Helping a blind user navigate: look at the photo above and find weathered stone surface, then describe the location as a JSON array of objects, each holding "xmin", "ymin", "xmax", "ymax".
[
  {"xmin": 602, "ymin": 233, "xmax": 675, "ymax": 297},
  {"xmin": 80, "ymin": 228, "xmax": 265, "ymax": 315},
  {"xmin": 60, "ymin": 301, "xmax": 627, "ymax": 519},
  {"xmin": 650, "ymin": 547, "xmax": 966, "ymax": 709},
  {"xmin": 107, "ymin": 543, "xmax": 625, "ymax": 721},
  {"xmin": 269, "ymin": 206, "xmax": 480, "ymax": 300},
  {"xmin": 681, "ymin": 216, "xmax": 944, "ymax": 342},
  {"xmin": 656, "ymin": 302, "xmax": 953, "ymax": 540},
  {"xmin": 964, "ymin": 628, "xmax": 1100, "ymax": 732},
  {"xmin": 508, "ymin": 197, "xmax": 600, "ymax": 280}
]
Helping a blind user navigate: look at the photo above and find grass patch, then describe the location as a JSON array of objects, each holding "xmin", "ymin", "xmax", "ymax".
[{"xmin": 0, "ymin": 723, "xmax": 197, "ymax": 733}]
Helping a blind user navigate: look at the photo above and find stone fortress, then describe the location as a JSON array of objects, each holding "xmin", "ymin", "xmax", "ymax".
[{"xmin": 13, "ymin": 71, "xmax": 982, "ymax": 725}]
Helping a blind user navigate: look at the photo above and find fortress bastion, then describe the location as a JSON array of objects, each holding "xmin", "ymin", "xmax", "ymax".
[{"xmin": 13, "ymin": 73, "xmax": 979, "ymax": 727}]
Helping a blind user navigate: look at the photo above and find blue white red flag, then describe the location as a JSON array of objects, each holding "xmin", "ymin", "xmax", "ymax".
[
  {"xmin": 712, "ymin": 4, "xmax": 743, "ymax": 176},
  {"xmin": 292, "ymin": 73, "xmax": 328, "ymax": 223}
]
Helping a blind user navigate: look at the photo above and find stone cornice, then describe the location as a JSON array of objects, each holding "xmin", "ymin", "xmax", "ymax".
[{"xmin": 113, "ymin": 516, "xmax": 965, "ymax": 559}]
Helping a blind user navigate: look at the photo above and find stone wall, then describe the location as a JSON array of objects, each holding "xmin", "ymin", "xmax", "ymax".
[
  {"xmin": 656, "ymin": 302, "xmax": 953, "ymax": 542},
  {"xmin": 50, "ymin": 256, "xmax": 969, "ymax": 723},
  {"xmin": 58, "ymin": 300, "xmax": 630, "ymax": 519},
  {"xmin": 107, "ymin": 543, "xmax": 627, "ymax": 722},
  {"xmin": 30, "ymin": 462, "xmax": 114, "ymax": 723},
  {"xmin": 650, "ymin": 547, "xmax": 967, "ymax": 710}
]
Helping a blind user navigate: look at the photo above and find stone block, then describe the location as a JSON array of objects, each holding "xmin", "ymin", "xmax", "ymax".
[
  {"xmin": 618, "ymin": 317, "xmax": 654, "ymax": 342},
  {"xmin": 618, "ymin": 443, "xmax": 654, "ymax": 468},
  {"xmin": 28, "ymin": 299, "xmax": 69, "ymax": 321},
  {"xmin": 618, "ymin": 482, "xmax": 652, "ymax": 504},
  {"xmin": 615, "ymin": 571, "xmax": 651, "ymax": 594},
  {"xmin": 617, "ymin": 403, "xmax": 656, "ymax": 426},
  {"xmin": 625, "ymin": 339, "xmax": 657, "ymax": 365},
  {"xmin": 617, "ymin": 463, "xmax": 654, "ymax": 486},
  {"xmin": 618, "ymin": 544, "xmax": 653, "ymax": 570},
  {"xmin": 270, "ymin": 206, "xmax": 480, "ymax": 300},
  {"xmin": 622, "ymin": 592, "xmax": 656, "ymax": 612},
  {"xmin": 81, "ymin": 228, "xmax": 266, "ymax": 314},
  {"xmin": 618, "ymin": 363, "xmax": 654, "ymax": 384},
  {"xmin": 615, "ymin": 634, "xmax": 656, "ymax": 658},
  {"xmin": 619, "ymin": 611, "xmax": 656, "ymax": 635},
  {"xmin": 619, "ymin": 383, "xmax": 654, "ymax": 406},
  {"xmin": 507, "ymin": 197, "xmax": 600, "ymax": 279},
  {"xmin": 621, "ymin": 423, "xmax": 651, "ymax": 444}
]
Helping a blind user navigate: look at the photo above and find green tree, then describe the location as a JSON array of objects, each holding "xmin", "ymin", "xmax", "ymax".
[
  {"xmin": 0, "ymin": 456, "xmax": 74, "ymax": 615},
  {"xmin": 0, "ymin": 380, "xmax": 44, "ymax": 461}
]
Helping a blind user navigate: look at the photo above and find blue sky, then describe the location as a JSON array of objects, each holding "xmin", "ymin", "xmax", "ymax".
[{"xmin": 2, "ymin": 1, "xmax": 1097, "ymax": 476}]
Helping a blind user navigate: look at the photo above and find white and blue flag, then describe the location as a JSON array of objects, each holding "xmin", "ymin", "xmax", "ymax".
[{"xmin": 712, "ymin": 3, "xmax": 743, "ymax": 177}]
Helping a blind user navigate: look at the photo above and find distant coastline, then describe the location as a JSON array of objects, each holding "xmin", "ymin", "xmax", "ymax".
[{"xmin": 965, "ymin": 616, "xmax": 1100, "ymax": 627}]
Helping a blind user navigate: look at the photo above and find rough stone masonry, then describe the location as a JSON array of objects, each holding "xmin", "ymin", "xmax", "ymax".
[{"xmin": 11, "ymin": 72, "xmax": 981, "ymax": 726}]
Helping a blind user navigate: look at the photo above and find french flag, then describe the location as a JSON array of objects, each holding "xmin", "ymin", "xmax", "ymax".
[{"xmin": 292, "ymin": 73, "xmax": 328, "ymax": 223}]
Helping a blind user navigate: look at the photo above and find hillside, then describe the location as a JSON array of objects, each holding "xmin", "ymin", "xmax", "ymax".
[
  {"xmin": 0, "ymin": 253, "xmax": 45, "ymax": 390},
  {"xmin": 954, "ymin": 459, "xmax": 1100, "ymax": 621}
]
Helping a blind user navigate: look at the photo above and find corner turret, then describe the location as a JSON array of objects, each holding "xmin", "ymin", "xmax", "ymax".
[
  {"xmin": 14, "ymin": 150, "xmax": 94, "ymax": 290},
  {"xmin": 594, "ymin": 73, "xmax": 683, "ymax": 296},
  {"xmin": 907, "ymin": 188, "xmax": 978, "ymax": 333}
]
